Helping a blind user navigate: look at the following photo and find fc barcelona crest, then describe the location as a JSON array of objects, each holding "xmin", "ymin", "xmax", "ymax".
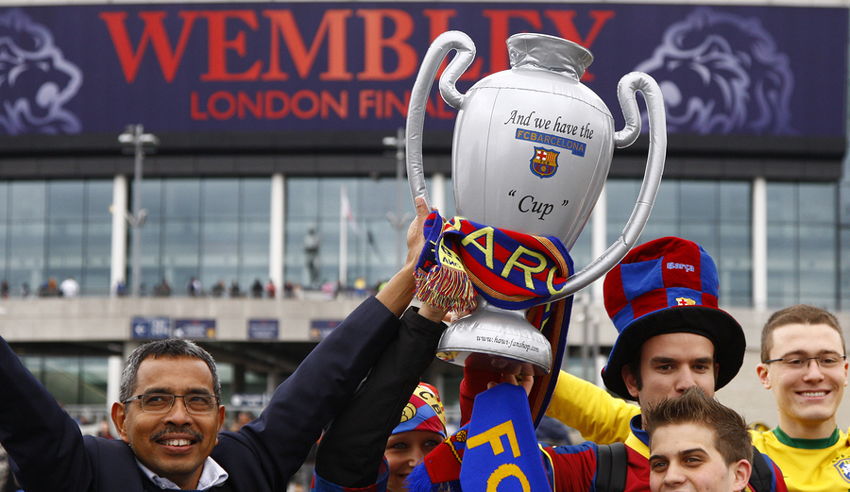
[
  {"xmin": 530, "ymin": 146, "xmax": 559, "ymax": 178},
  {"xmin": 834, "ymin": 457, "xmax": 850, "ymax": 483}
]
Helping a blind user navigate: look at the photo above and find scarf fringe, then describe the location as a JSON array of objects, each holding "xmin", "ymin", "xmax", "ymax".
[{"xmin": 415, "ymin": 266, "xmax": 477, "ymax": 313}]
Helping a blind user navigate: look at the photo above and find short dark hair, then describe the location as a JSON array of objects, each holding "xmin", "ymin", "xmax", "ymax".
[
  {"xmin": 119, "ymin": 339, "xmax": 221, "ymax": 404},
  {"xmin": 760, "ymin": 304, "xmax": 844, "ymax": 362},
  {"xmin": 645, "ymin": 387, "xmax": 752, "ymax": 466}
]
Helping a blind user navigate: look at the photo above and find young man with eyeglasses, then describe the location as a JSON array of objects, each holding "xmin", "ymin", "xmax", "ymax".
[
  {"xmin": 753, "ymin": 304, "xmax": 850, "ymax": 490},
  {"xmin": 0, "ymin": 198, "xmax": 444, "ymax": 491}
]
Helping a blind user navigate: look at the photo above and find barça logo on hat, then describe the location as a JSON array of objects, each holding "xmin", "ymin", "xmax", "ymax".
[
  {"xmin": 833, "ymin": 457, "xmax": 850, "ymax": 484},
  {"xmin": 676, "ymin": 297, "xmax": 696, "ymax": 306},
  {"xmin": 530, "ymin": 146, "xmax": 559, "ymax": 178}
]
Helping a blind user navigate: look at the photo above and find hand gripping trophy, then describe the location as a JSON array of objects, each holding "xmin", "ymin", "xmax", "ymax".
[{"xmin": 407, "ymin": 31, "xmax": 665, "ymax": 415}]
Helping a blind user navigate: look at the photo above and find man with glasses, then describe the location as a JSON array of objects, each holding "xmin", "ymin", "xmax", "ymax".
[
  {"xmin": 753, "ymin": 304, "xmax": 850, "ymax": 490},
  {"xmin": 0, "ymin": 198, "xmax": 443, "ymax": 491}
]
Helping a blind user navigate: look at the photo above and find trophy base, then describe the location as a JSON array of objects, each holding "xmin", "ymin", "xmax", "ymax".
[{"xmin": 435, "ymin": 302, "xmax": 552, "ymax": 375}]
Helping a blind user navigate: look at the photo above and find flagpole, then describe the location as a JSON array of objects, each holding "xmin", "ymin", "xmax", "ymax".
[{"xmin": 339, "ymin": 185, "xmax": 348, "ymax": 287}]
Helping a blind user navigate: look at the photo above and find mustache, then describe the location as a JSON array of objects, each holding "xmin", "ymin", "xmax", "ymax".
[{"xmin": 150, "ymin": 425, "xmax": 203, "ymax": 443}]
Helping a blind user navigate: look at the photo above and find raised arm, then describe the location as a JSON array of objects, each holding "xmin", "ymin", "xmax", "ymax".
[
  {"xmin": 313, "ymin": 305, "xmax": 446, "ymax": 489},
  {"xmin": 0, "ymin": 337, "xmax": 93, "ymax": 491},
  {"xmin": 213, "ymin": 197, "xmax": 433, "ymax": 488}
]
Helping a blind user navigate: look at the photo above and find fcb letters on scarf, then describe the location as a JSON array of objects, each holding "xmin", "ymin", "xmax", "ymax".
[{"xmin": 406, "ymin": 31, "xmax": 667, "ymax": 374}]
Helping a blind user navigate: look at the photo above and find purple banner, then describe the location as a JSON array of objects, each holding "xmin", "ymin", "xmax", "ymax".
[{"xmin": 5, "ymin": 3, "xmax": 846, "ymax": 137}]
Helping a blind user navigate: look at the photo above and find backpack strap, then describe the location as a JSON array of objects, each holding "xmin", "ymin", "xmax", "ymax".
[
  {"xmin": 747, "ymin": 446, "xmax": 774, "ymax": 492},
  {"xmin": 595, "ymin": 442, "xmax": 627, "ymax": 492}
]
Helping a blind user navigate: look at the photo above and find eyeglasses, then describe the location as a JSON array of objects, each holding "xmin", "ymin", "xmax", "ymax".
[
  {"xmin": 123, "ymin": 393, "xmax": 219, "ymax": 415},
  {"xmin": 764, "ymin": 354, "xmax": 847, "ymax": 370}
]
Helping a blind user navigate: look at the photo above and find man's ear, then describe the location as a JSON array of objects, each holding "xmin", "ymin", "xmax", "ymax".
[
  {"xmin": 111, "ymin": 401, "xmax": 130, "ymax": 442},
  {"xmin": 621, "ymin": 365, "xmax": 640, "ymax": 399},
  {"xmin": 756, "ymin": 364, "xmax": 771, "ymax": 390},
  {"xmin": 731, "ymin": 459, "xmax": 752, "ymax": 492},
  {"xmin": 216, "ymin": 405, "xmax": 226, "ymax": 440}
]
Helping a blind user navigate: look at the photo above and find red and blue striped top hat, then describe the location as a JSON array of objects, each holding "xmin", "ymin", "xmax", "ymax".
[{"xmin": 601, "ymin": 236, "xmax": 745, "ymax": 400}]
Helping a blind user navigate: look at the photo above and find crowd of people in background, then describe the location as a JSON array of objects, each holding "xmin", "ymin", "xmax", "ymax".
[{"xmin": 0, "ymin": 276, "xmax": 384, "ymax": 300}]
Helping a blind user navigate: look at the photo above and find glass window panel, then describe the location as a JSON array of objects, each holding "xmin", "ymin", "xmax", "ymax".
[
  {"xmin": 767, "ymin": 222, "xmax": 797, "ymax": 307},
  {"xmin": 21, "ymin": 356, "xmax": 42, "ymax": 380},
  {"xmin": 649, "ymin": 181, "xmax": 680, "ymax": 222},
  {"xmin": 606, "ymin": 180, "xmax": 640, "ymax": 223},
  {"xmin": 441, "ymin": 177, "xmax": 457, "ymax": 218},
  {"xmin": 10, "ymin": 182, "xmax": 46, "ymax": 220},
  {"xmin": 48, "ymin": 181, "xmax": 85, "ymax": 219},
  {"xmin": 9, "ymin": 222, "xmax": 45, "ymax": 290},
  {"xmin": 48, "ymin": 221, "xmax": 84, "ymax": 269},
  {"xmin": 86, "ymin": 181, "xmax": 114, "ymax": 221},
  {"xmin": 841, "ymin": 228, "xmax": 850, "ymax": 310},
  {"xmin": 242, "ymin": 179, "xmax": 271, "ymax": 218},
  {"xmin": 164, "ymin": 180, "xmax": 200, "ymax": 219},
  {"xmin": 162, "ymin": 220, "xmax": 201, "ymax": 290},
  {"xmin": 0, "ymin": 223, "xmax": 7, "ymax": 282},
  {"xmin": 680, "ymin": 182, "xmax": 717, "ymax": 221},
  {"xmin": 767, "ymin": 183, "xmax": 797, "ymax": 223},
  {"xmin": 799, "ymin": 183, "xmax": 835, "ymax": 224},
  {"xmin": 287, "ymin": 179, "xmax": 320, "ymax": 220},
  {"xmin": 201, "ymin": 219, "xmax": 239, "ymax": 287},
  {"xmin": 0, "ymin": 182, "xmax": 8, "ymax": 220},
  {"xmin": 202, "ymin": 179, "xmax": 239, "ymax": 219},
  {"xmin": 720, "ymin": 182, "xmax": 750, "ymax": 220},
  {"xmin": 240, "ymin": 219, "xmax": 269, "ymax": 288},
  {"xmin": 139, "ymin": 179, "xmax": 163, "ymax": 218},
  {"xmin": 245, "ymin": 370, "xmax": 267, "ymax": 395},
  {"xmin": 80, "ymin": 357, "xmax": 108, "ymax": 405},
  {"xmin": 43, "ymin": 357, "xmax": 80, "ymax": 405}
]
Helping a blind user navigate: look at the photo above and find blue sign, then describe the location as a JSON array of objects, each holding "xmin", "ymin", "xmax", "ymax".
[
  {"xmin": 2, "ymin": 3, "xmax": 845, "ymax": 138},
  {"xmin": 173, "ymin": 318, "xmax": 216, "ymax": 339},
  {"xmin": 131, "ymin": 316, "xmax": 172, "ymax": 339},
  {"xmin": 231, "ymin": 393, "xmax": 271, "ymax": 409},
  {"xmin": 248, "ymin": 319, "xmax": 279, "ymax": 340},
  {"xmin": 309, "ymin": 319, "xmax": 342, "ymax": 341}
]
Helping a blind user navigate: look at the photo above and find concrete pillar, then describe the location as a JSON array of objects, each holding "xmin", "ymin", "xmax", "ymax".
[
  {"xmin": 432, "ymin": 172, "xmax": 447, "ymax": 214},
  {"xmin": 110, "ymin": 175, "xmax": 128, "ymax": 296},
  {"xmin": 106, "ymin": 355, "xmax": 123, "ymax": 437},
  {"xmin": 270, "ymin": 174, "xmax": 285, "ymax": 299},
  {"xmin": 752, "ymin": 177, "xmax": 768, "ymax": 311}
]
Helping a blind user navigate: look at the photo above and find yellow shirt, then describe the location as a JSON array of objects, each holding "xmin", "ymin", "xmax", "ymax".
[
  {"xmin": 750, "ymin": 427, "xmax": 850, "ymax": 492},
  {"xmin": 545, "ymin": 370, "xmax": 638, "ymax": 443}
]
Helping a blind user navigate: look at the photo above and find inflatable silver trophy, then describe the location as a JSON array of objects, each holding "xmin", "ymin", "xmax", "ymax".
[{"xmin": 406, "ymin": 31, "xmax": 666, "ymax": 374}]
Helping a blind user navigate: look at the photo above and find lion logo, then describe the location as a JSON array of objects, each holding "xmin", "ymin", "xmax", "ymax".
[
  {"xmin": 636, "ymin": 8, "xmax": 794, "ymax": 135},
  {"xmin": 0, "ymin": 9, "xmax": 82, "ymax": 135}
]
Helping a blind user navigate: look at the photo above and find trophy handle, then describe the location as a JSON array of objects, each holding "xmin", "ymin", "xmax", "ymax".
[
  {"xmin": 550, "ymin": 72, "xmax": 667, "ymax": 301},
  {"xmin": 406, "ymin": 31, "xmax": 476, "ymax": 207}
]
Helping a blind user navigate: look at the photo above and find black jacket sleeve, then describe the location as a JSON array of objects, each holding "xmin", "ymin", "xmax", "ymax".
[
  {"xmin": 315, "ymin": 307, "xmax": 445, "ymax": 487},
  {"xmin": 0, "ymin": 337, "xmax": 93, "ymax": 492},
  {"xmin": 213, "ymin": 296, "xmax": 404, "ymax": 490}
]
